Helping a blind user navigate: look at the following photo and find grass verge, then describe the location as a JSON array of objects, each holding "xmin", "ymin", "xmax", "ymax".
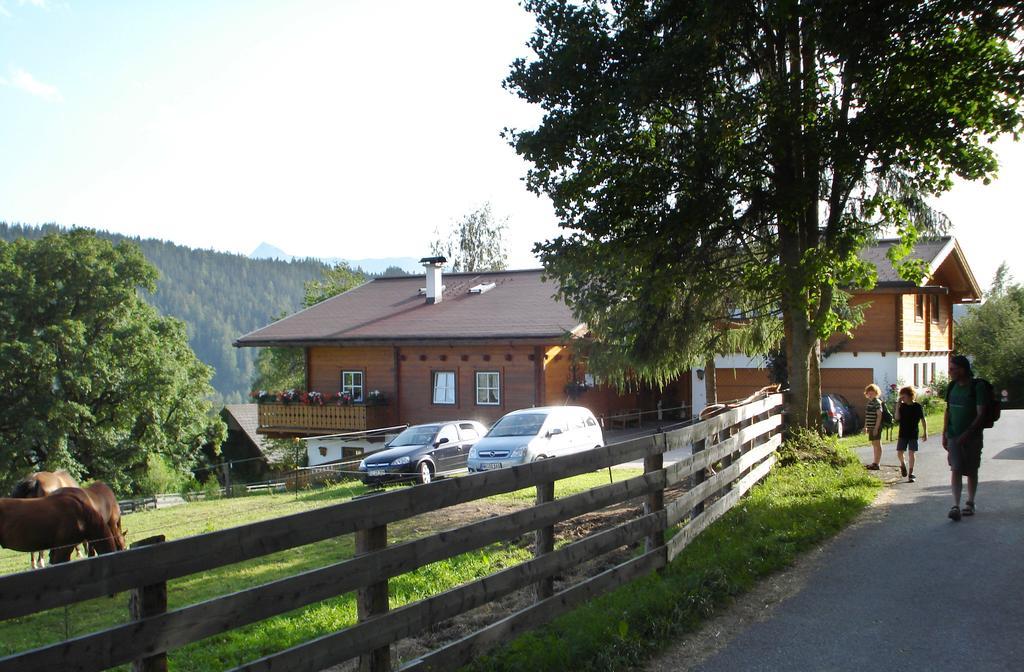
[
  {"xmin": 466, "ymin": 440, "xmax": 882, "ymax": 672},
  {"xmin": 0, "ymin": 469, "xmax": 637, "ymax": 669},
  {"xmin": 837, "ymin": 409, "xmax": 945, "ymax": 452}
]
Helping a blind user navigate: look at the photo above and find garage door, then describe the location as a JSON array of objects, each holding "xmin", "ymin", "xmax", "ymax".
[
  {"xmin": 821, "ymin": 368, "xmax": 874, "ymax": 423},
  {"xmin": 714, "ymin": 368, "xmax": 774, "ymax": 404}
]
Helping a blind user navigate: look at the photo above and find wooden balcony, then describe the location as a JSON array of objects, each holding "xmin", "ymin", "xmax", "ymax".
[{"xmin": 257, "ymin": 402, "xmax": 392, "ymax": 436}]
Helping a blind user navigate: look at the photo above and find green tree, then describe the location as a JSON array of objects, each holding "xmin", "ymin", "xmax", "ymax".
[
  {"xmin": 251, "ymin": 262, "xmax": 365, "ymax": 393},
  {"xmin": 430, "ymin": 202, "xmax": 509, "ymax": 272},
  {"xmin": 0, "ymin": 230, "xmax": 226, "ymax": 494},
  {"xmin": 506, "ymin": 0, "xmax": 1024, "ymax": 426},
  {"xmin": 957, "ymin": 263, "xmax": 1024, "ymax": 404}
]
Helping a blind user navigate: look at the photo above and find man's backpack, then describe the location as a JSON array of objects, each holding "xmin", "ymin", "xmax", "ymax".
[
  {"xmin": 880, "ymin": 401, "xmax": 894, "ymax": 428},
  {"xmin": 945, "ymin": 377, "xmax": 1001, "ymax": 429}
]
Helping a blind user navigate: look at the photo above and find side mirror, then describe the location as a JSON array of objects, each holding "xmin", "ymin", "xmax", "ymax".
[
  {"xmin": 546, "ymin": 428, "xmax": 563, "ymax": 438},
  {"xmin": 434, "ymin": 437, "xmax": 449, "ymax": 447}
]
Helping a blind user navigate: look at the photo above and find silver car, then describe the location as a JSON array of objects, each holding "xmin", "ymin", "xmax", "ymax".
[{"xmin": 467, "ymin": 406, "xmax": 604, "ymax": 471}]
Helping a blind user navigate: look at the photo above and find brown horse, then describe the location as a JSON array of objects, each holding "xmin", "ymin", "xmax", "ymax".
[
  {"xmin": 10, "ymin": 469, "xmax": 80, "ymax": 498},
  {"xmin": 10, "ymin": 470, "xmax": 81, "ymax": 568},
  {"xmin": 0, "ymin": 489, "xmax": 117, "ymax": 567},
  {"xmin": 60, "ymin": 482, "xmax": 126, "ymax": 551}
]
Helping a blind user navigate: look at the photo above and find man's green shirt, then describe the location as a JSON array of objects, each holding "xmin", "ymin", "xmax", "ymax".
[{"xmin": 947, "ymin": 381, "xmax": 982, "ymax": 438}]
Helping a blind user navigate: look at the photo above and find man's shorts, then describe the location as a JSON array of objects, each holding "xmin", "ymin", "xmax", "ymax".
[
  {"xmin": 947, "ymin": 433, "xmax": 983, "ymax": 478},
  {"xmin": 896, "ymin": 437, "xmax": 919, "ymax": 452}
]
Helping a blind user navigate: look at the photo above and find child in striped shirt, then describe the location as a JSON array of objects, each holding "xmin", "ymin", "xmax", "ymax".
[{"xmin": 864, "ymin": 384, "xmax": 883, "ymax": 470}]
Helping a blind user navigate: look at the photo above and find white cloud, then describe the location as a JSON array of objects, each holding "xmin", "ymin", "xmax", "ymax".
[
  {"xmin": 18, "ymin": 0, "xmax": 48, "ymax": 9},
  {"xmin": 2, "ymin": 66, "xmax": 63, "ymax": 102}
]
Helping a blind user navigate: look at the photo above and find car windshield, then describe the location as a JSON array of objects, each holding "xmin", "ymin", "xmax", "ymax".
[
  {"xmin": 388, "ymin": 426, "xmax": 439, "ymax": 447},
  {"xmin": 487, "ymin": 413, "xmax": 546, "ymax": 437}
]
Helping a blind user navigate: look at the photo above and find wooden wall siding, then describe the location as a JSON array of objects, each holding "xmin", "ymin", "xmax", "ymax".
[
  {"xmin": 398, "ymin": 345, "xmax": 539, "ymax": 426},
  {"xmin": 825, "ymin": 294, "xmax": 899, "ymax": 353},
  {"xmin": 820, "ymin": 368, "xmax": 874, "ymax": 423},
  {"xmin": 715, "ymin": 368, "xmax": 773, "ymax": 403},
  {"xmin": 900, "ymin": 294, "xmax": 928, "ymax": 352},
  {"xmin": 898, "ymin": 293, "xmax": 953, "ymax": 353},
  {"xmin": 541, "ymin": 345, "xmax": 642, "ymax": 417},
  {"xmin": 308, "ymin": 346, "xmax": 397, "ymax": 398},
  {"xmin": 542, "ymin": 345, "xmax": 571, "ymax": 406},
  {"xmin": 927, "ymin": 294, "xmax": 952, "ymax": 351}
]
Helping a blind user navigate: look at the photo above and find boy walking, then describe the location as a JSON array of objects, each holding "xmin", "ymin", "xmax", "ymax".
[
  {"xmin": 863, "ymin": 384, "xmax": 883, "ymax": 470},
  {"xmin": 895, "ymin": 386, "xmax": 927, "ymax": 482}
]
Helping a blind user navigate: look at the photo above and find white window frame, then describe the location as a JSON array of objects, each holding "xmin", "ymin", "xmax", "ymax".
[
  {"xmin": 475, "ymin": 371, "xmax": 500, "ymax": 406},
  {"xmin": 432, "ymin": 371, "xmax": 456, "ymax": 405},
  {"xmin": 341, "ymin": 370, "xmax": 364, "ymax": 402}
]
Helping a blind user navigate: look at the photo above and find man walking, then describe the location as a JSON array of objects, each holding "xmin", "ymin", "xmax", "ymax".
[{"xmin": 943, "ymin": 355, "xmax": 987, "ymax": 521}]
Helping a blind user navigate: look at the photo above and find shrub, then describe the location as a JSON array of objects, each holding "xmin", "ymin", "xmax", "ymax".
[
  {"xmin": 777, "ymin": 428, "xmax": 848, "ymax": 468},
  {"xmin": 137, "ymin": 454, "xmax": 193, "ymax": 496}
]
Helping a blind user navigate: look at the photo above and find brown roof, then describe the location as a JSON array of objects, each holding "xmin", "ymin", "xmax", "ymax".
[
  {"xmin": 234, "ymin": 269, "xmax": 582, "ymax": 347},
  {"xmin": 859, "ymin": 237, "xmax": 952, "ymax": 284},
  {"xmin": 859, "ymin": 236, "xmax": 980, "ymax": 299},
  {"xmin": 222, "ymin": 404, "xmax": 288, "ymax": 462}
]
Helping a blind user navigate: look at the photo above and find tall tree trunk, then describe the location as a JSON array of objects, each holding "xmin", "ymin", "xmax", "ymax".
[
  {"xmin": 807, "ymin": 338, "xmax": 822, "ymax": 430},
  {"xmin": 704, "ymin": 358, "xmax": 718, "ymax": 406},
  {"xmin": 784, "ymin": 303, "xmax": 814, "ymax": 428}
]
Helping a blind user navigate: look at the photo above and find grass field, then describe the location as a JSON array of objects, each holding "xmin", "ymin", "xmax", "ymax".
[
  {"xmin": 0, "ymin": 468, "xmax": 641, "ymax": 670},
  {"xmin": 837, "ymin": 408, "xmax": 945, "ymax": 452},
  {"xmin": 467, "ymin": 437, "xmax": 883, "ymax": 672},
  {"xmin": 0, "ymin": 432, "xmax": 885, "ymax": 672}
]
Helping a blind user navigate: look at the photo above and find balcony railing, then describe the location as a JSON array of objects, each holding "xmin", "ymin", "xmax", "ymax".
[{"xmin": 257, "ymin": 402, "xmax": 391, "ymax": 435}]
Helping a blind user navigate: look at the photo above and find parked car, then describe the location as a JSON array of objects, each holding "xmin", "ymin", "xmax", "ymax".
[
  {"xmin": 821, "ymin": 393, "xmax": 861, "ymax": 437},
  {"xmin": 358, "ymin": 421, "xmax": 487, "ymax": 485},
  {"xmin": 467, "ymin": 406, "xmax": 604, "ymax": 472}
]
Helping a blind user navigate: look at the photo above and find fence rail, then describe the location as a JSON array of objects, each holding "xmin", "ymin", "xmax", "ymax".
[{"xmin": 0, "ymin": 393, "xmax": 784, "ymax": 672}]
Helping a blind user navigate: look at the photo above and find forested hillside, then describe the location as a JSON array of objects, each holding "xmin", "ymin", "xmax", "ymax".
[{"xmin": 0, "ymin": 223, "xmax": 328, "ymax": 403}]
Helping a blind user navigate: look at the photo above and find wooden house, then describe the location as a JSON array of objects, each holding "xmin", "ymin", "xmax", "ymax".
[
  {"xmin": 697, "ymin": 237, "xmax": 982, "ymax": 417},
  {"xmin": 234, "ymin": 259, "xmax": 661, "ymax": 451}
]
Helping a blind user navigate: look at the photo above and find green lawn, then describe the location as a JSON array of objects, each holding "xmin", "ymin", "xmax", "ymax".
[
  {"xmin": 468, "ymin": 439, "xmax": 882, "ymax": 672},
  {"xmin": 0, "ymin": 440, "xmax": 878, "ymax": 672},
  {"xmin": 0, "ymin": 469, "xmax": 640, "ymax": 670},
  {"xmin": 837, "ymin": 408, "xmax": 945, "ymax": 451}
]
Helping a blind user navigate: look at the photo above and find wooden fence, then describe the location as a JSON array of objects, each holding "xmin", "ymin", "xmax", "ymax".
[{"xmin": 0, "ymin": 394, "xmax": 784, "ymax": 672}]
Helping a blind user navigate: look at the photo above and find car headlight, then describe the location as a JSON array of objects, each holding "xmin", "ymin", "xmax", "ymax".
[
  {"xmin": 469, "ymin": 447, "xmax": 478, "ymax": 458},
  {"xmin": 510, "ymin": 445, "xmax": 527, "ymax": 458},
  {"xmin": 358, "ymin": 459, "xmax": 366, "ymax": 470},
  {"xmin": 391, "ymin": 456, "xmax": 410, "ymax": 466}
]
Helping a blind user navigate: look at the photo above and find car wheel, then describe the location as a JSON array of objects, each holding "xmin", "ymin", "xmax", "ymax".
[
  {"xmin": 418, "ymin": 461, "xmax": 434, "ymax": 485},
  {"xmin": 836, "ymin": 419, "xmax": 844, "ymax": 438}
]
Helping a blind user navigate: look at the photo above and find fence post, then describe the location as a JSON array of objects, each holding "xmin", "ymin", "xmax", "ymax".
[
  {"xmin": 129, "ymin": 535, "xmax": 167, "ymax": 672},
  {"xmin": 356, "ymin": 524, "xmax": 390, "ymax": 672},
  {"xmin": 535, "ymin": 480, "xmax": 555, "ymax": 600},
  {"xmin": 644, "ymin": 432, "xmax": 665, "ymax": 555},
  {"xmin": 692, "ymin": 435, "xmax": 706, "ymax": 517}
]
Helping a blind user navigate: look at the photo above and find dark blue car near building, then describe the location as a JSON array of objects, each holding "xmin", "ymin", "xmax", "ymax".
[
  {"xmin": 358, "ymin": 421, "xmax": 487, "ymax": 485},
  {"xmin": 821, "ymin": 393, "xmax": 861, "ymax": 437}
]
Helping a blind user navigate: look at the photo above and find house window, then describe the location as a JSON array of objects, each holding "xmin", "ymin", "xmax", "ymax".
[
  {"xmin": 476, "ymin": 371, "xmax": 500, "ymax": 405},
  {"xmin": 432, "ymin": 371, "xmax": 456, "ymax": 405},
  {"xmin": 930, "ymin": 295, "xmax": 940, "ymax": 324},
  {"xmin": 914, "ymin": 294, "xmax": 924, "ymax": 321},
  {"xmin": 931, "ymin": 363, "xmax": 937, "ymax": 383},
  {"xmin": 341, "ymin": 371, "xmax": 364, "ymax": 402},
  {"xmin": 913, "ymin": 364, "xmax": 920, "ymax": 387}
]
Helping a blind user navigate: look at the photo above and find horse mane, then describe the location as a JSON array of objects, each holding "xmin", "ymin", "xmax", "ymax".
[{"xmin": 9, "ymin": 479, "xmax": 39, "ymax": 498}]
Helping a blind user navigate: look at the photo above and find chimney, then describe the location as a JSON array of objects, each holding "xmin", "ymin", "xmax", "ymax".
[{"xmin": 419, "ymin": 256, "xmax": 447, "ymax": 304}]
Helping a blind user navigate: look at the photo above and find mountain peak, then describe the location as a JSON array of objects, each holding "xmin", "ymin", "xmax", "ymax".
[{"xmin": 250, "ymin": 242, "xmax": 292, "ymax": 261}]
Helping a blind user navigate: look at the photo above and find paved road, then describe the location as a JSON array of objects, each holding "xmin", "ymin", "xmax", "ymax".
[{"xmin": 657, "ymin": 410, "xmax": 1024, "ymax": 672}]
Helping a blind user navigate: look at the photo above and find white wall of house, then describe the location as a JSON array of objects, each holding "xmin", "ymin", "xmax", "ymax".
[
  {"xmin": 895, "ymin": 353, "xmax": 950, "ymax": 391},
  {"xmin": 305, "ymin": 434, "xmax": 397, "ymax": 467},
  {"xmin": 696, "ymin": 351, "xmax": 949, "ymax": 409}
]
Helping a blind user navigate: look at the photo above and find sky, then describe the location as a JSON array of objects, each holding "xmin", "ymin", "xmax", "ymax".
[{"xmin": 1, "ymin": 0, "xmax": 1022, "ymax": 287}]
